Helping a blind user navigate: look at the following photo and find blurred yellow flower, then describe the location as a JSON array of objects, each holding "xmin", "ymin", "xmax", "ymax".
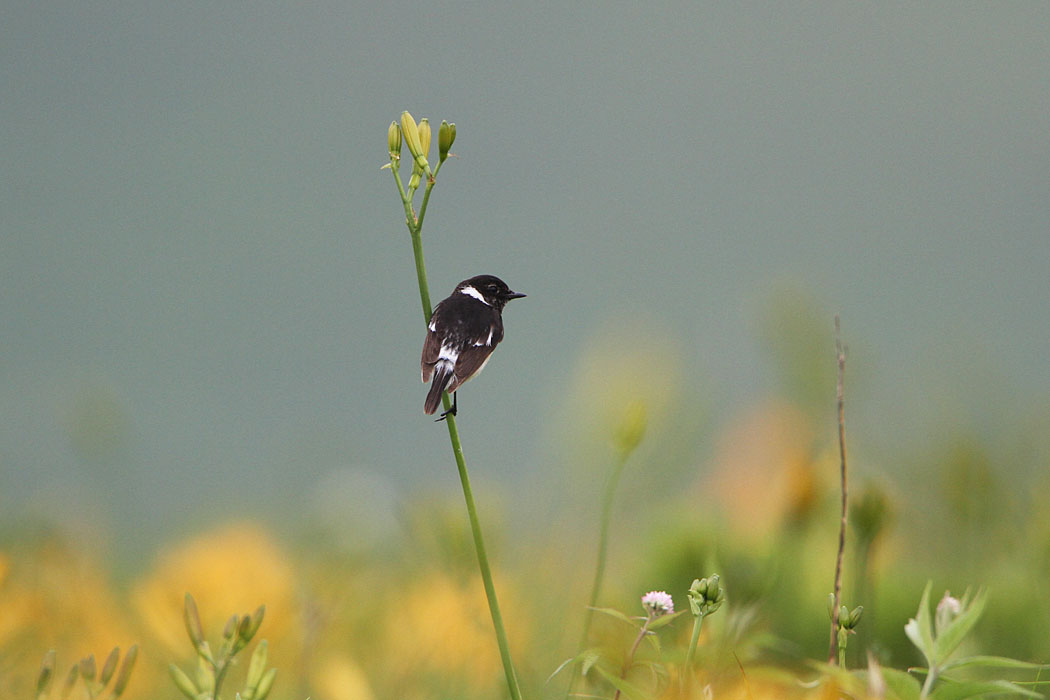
[
  {"xmin": 383, "ymin": 569, "xmax": 530, "ymax": 693},
  {"xmin": 130, "ymin": 522, "xmax": 300, "ymax": 656},
  {"xmin": 702, "ymin": 400, "xmax": 824, "ymax": 540},
  {"xmin": 312, "ymin": 654, "xmax": 376, "ymax": 700}
]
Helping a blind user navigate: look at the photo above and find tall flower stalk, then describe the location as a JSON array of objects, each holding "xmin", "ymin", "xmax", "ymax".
[
  {"xmin": 567, "ymin": 400, "xmax": 647, "ymax": 699},
  {"xmin": 384, "ymin": 112, "xmax": 522, "ymax": 700}
]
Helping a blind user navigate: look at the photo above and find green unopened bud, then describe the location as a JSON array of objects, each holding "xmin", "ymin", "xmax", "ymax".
[
  {"xmin": 36, "ymin": 650, "xmax": 57, "ymax": 695},
  {"xmin": 614, "ymin": 399, "xmax": 648, "ymax": 455},
  {"xmin": 255, "ymin": 667, "xmax": 278, "ymax": 700},
  {"xmin": 387, "ymin": 121, "xmax": 402, "ymax": 157},
  {"xmin": 238, "ymin": 613, "xmax": 254, "ymax": 640},
  {"xmin": 400, "ymin": 112, "xmax": 423, "ymax": 159},
  {"xmin": 195, "ymin": 652, "xmax": 214, "ymax": 694},
  {"xmin": 417, "ymin": 119, "xmax": 431, "ymax": 161},
  {"xmin": 99, "ymin": 647, "xmax": 120, "ymax": 685},
  {"xmin": 112, "ymin": 645, "xmax": 138, "ymax": 697},
  {"xmin": 439, "ymin": 120, "xmax": 455, "ymax": 161},
  {"xmin": 246, "ymin": 639, "xmax": 268, "ymax": 691},
  {"xmin": 848, "ymin": 605, "xmax": 864, "ymax": 629},
  {"xmin": 223, "ymin": 614, "xmax": 239, "ymax": 640},
  {"xmin": 246, "ymin": 605, "xmax": 266, "ymax": 639},
  {"xmin": 169, "ymin": 664, "xmax": 198, "ymax": 700},
  {"xmin": 183, "ymin": 593, "xmax": 205, "ymax": 648},
  {"xmin": 79, "ymin": 655, "xmax": 96, "ymax": 683},
  {"xmin": 63, "ymin": 664, "xmax": 79, "ymax": 695},
  {"xmin": 827, "ymin": 593, "xmax": 837, "ymax": 620},
  {"xmin": 400, "ymin": 111, "xmax": 430, "ymax": 182}
]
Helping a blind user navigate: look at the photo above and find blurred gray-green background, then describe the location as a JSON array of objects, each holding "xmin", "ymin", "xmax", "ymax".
[{"xmin": 3, "ymin": 3, "xmax": 1048, "ymax": 554}]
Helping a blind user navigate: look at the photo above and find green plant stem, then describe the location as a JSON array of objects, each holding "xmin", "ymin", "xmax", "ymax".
[
  {"xmin": 390, "ymin": 156, "xmax": 523, "ymax": 700},
  {"xmin": 567, "ymin": 449, "xmax": 631, "ymax": 698},
  {"xmin": 613, "ymin": 615, "xmax": 653, "ymax": 700},
  {"xmin": 919, "ymin": 665, "xmax": 937, "ymax": 700},
  {"xmin": 681, "ymin": 613, "xmax": 705, "ymax": 695}
]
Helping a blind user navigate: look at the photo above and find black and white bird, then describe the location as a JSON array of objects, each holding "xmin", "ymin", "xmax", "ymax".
[{"xmin": 421, "ymin": 275, "xmax": 525, "ymax": 418}]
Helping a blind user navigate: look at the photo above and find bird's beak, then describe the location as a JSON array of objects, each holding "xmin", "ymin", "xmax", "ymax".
[{"xmin": 505, "ymin": 291, "xmax": 526, "ymax": 300}]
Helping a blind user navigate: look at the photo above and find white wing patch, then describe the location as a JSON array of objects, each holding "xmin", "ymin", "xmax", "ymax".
[
  {"xmin": 459, "ymin": 285, "xmax": 490, "ymax": 305},
  {"xmin": 428, "ymin": 319, "xmax": 437, "ymax": 332},
  {"xmin": 473, "ymin": 327, "xmax": 494, "ymax": 346}
]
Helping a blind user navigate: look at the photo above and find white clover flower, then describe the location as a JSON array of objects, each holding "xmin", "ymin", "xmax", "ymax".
[{"xmin": 641, "ymin": 590, "xmax": 674, "ymax": 617}]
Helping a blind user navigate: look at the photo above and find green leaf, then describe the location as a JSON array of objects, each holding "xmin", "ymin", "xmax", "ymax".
[
  {"xmin": 940, "ymin": 655, "xmax": 1049, "ymax": 673},
  {"xmin": 905, "ymin": 582, "xmax": 935, "ymax": 664},
  {"xmin": 581, "ymin": 649, "xmax": 601, "ymax": 677},
  {"xmin": 546, "ymin": 656, "xmax": 575, "ymax": 683},
  {"xmin": 647, "ymin": 610, "xmax": 686, "ymax": 630},
  {"xmin": 644, "ymin": 630, "xmax": 661, "ymax": 653},
  {"xmin": 930, "ymin": 678, "xmax": 1042, "ymax": 699},
  {"xmin": 590, "ymin": 607, "xmax": 638, "ymax": 627},
  {"xmin": 933, "ymin": 590, "xmax": 986, "ymax": 662},
  {"xmin": 879, "ymin": 667, "xmax": 923, "ymax": 700},
  {"xmin": 594, "ymin": 665, "xmax": 649, "ymax": 700}
]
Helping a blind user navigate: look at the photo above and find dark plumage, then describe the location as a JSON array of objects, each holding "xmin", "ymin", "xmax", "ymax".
[{"xmin": 421, "ymin": 275, "xmax": 525, "ymax": 417}]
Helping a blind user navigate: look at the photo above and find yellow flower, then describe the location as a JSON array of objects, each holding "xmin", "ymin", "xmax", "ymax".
[
  {"xmin": 701, "ymin": 400, "xmax": 823, "ymax": 541},
  {"xmin": 312, "ymin": 654, "xmax": 376, "ymax": 700},
  {"xmin": 383, "ymin": 569, "xmax": 530, "ymax": 692},
  {"xmin": 130, "ymin": 522, "xmax": 300, "ymax": 656}
]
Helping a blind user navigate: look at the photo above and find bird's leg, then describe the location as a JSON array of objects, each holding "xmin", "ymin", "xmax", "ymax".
[{"xmin": 436, "ymin": 392, "xmax": 458, "ymax": 421}]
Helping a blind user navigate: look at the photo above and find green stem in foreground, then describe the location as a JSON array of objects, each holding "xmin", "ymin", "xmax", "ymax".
[
  {"xmin": 567, "ymin": 449, "xmax": 631, "ymax": 698},
  {"xmin": 681, "ymin": 613, "xmax": 705, "ymax": 694},
  {"xmin": 613, "ymin": 614, "xmax": 653, "ymax": 700},
  {"xmin": 389, "ymin": 153, "xmax": 523, "ymax": 700}
]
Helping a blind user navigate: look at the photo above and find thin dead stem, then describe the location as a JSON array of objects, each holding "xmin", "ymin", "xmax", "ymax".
[{"xmin": 828, "ymin": 315, "xmax": 848, "ymax": 664}]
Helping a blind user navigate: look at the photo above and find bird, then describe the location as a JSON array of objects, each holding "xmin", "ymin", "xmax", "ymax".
[{"xmin": 421, "ymin": 274, "xmax": 525, "ymax": 419}]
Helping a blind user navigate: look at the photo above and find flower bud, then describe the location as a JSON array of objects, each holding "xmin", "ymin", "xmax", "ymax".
[
  {"xmin": 935, "ymin": 591, "xmax": 962, "ymax": 635},
  {"xmin": 614, "ymin": 399, "xmax": 648, "ymax": 455},
  {"xmin": 79, "ymin": 655, "xmax": 96, "ymax": 682},
  {"xmin": 99, "ymin": 647, "xmax": 120, "ymax": 685},
  {"xmin": 439, "ymin": 120, "xmax": 455, "ymax": 161},
  {"xmin": 417, "ymin": 118, "xmax": 432, "ymax": 161},
  {"xmin": 36, "ymin": 650, "xmax": 56, "ymax": 695},
  {"xmin": 62, "ymin": 665, "xmax": 79, "ymax": 695},
  {"xmin": 223, "ymin": 614, "xmax": 239, "ymax": 640},
  {"xmin": 183, "ymin": 593, "xmax": 205, "ymax": 648},
  {"xmin": 169, "ymin": 664, "xmax": 198, "ymax": 700},
  {"xmin": 848, "ymin": 605, "xmax": 864, "ymax": 629},
  {"xmin": 255, "ymin": 667, "xmax": 278, "ymax": 700},
  {"xmin": 387, "ymin": 121, "xmax": 402, "ymax": 157},
  {"xmin": 246, "ymin": 639, "xmax": 269, "ymax": 691},
  {"xmin": 112, "ymin": 645, "xmax": 138, "ymax": 697}
]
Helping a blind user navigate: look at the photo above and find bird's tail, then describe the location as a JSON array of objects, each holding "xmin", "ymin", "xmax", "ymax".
[{"xmin": 424, "ymin": 362, "xmax": 454, "ymax": 415}]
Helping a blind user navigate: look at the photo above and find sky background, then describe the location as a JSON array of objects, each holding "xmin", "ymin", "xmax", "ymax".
[{"xmin": 3, "ymin": 3, "xmax": 1048, "ymax": 557}]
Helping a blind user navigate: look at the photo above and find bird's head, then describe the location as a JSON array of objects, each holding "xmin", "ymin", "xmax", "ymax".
[{"xmin": 457, "ymin": 275, "xmax": 526, "ymax": 311}]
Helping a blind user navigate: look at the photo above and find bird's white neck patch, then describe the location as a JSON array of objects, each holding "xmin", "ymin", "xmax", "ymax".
[{"xmin": 459, "ymin": 285, "xmax": 490, "ymax": 305}]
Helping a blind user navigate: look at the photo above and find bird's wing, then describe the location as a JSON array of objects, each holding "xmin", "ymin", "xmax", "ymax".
[
  {"xmin": 420, "ymin": 325, "xmax": 443, "ymax": 382},
  {"xmin": 447, "ymin": 344, "xmax": 496, "ymax": 394}
]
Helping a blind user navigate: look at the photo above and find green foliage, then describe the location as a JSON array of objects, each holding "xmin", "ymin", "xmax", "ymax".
[
  {"xmin": 168, "ymin": 593, "xmax": 275, "ymax": 700},
  {"xmin": 35, "ymin": 645, "xmax": 138, "ymax": 700}
]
